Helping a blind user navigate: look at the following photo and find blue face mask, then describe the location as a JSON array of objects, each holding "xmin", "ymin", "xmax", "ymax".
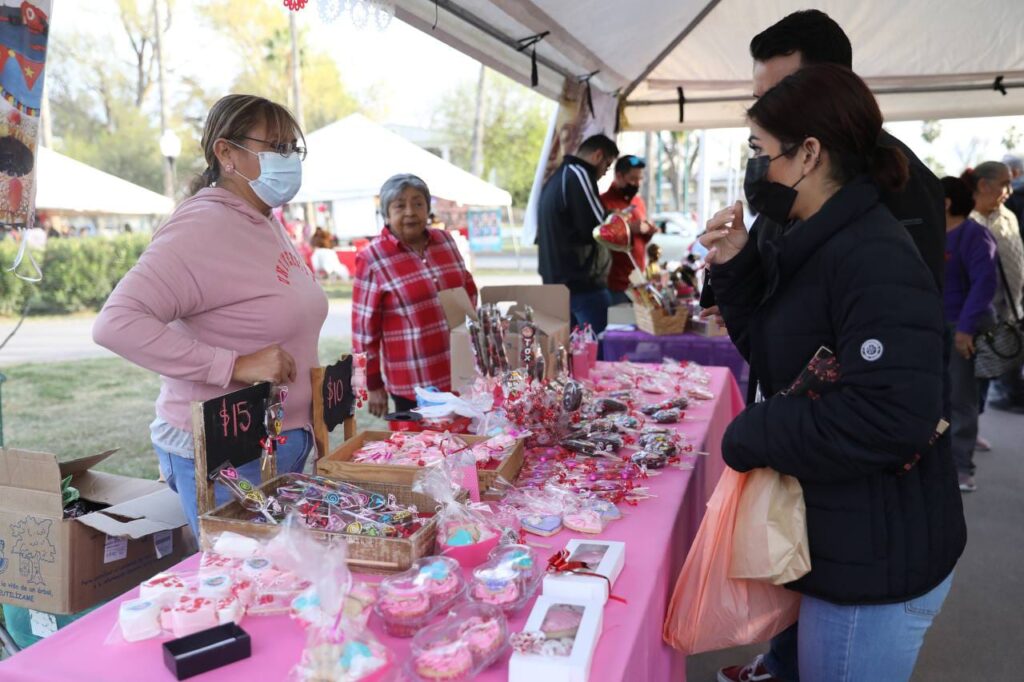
[{"xmin": 228, "ymin": 141, "xmax": 302, "ymax": 208}]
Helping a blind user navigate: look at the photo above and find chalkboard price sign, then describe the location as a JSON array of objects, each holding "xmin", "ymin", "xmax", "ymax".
[
  {"xmin": 200, "ymin": 382, "xmax": 271, "ymax": 478},
  {"xmin": 322, "ymin": 355, "xmax": 355, "ymax": 432}
]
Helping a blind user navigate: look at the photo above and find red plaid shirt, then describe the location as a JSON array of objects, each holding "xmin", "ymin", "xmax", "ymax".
[{"xmin": 352, "ymin": 227, "xmax": 477, "ymax": 399}]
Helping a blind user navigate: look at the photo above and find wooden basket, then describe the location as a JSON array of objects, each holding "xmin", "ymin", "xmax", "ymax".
[
  {"xmin": 635, "ymin": 304, "xmax": 688, "ymax": 336},
  {"xmin": 317, "ymin": 431, "xmax": 525, "ymax": 494},
  {"xmin": 198, "ymin": 474, "xmax": 463, "ymax": 574}
]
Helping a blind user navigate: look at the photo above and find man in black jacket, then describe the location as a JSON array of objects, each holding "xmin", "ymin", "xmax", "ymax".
[
  {"xmin": 537, "ymin": 134, "xmax": 618, "ymax": 333},
  {"xmin": 702, "ymin": 10, "xmax": 946, "ymax": 338},
  {"xmin": 714, "ymin": 11, "xmax": 953, "ymax": 682}
]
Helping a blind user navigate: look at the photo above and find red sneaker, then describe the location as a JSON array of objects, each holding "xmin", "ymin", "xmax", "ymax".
[{"xmin": 717, "ymin": 655, "xmax": 782, "ymax": 682}]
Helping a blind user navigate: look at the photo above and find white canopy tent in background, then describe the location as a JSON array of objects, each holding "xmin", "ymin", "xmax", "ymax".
[
  {"xmin": 393, "ymin": 0, "xmax": 1024, "ymax": 130},
  {"xmin": 293, "ymin": 113, "xmax": 512, "ymax": 237},
  {"xmin": 35, "ymin": 146, "xmax": 174, "ymax": 215}
]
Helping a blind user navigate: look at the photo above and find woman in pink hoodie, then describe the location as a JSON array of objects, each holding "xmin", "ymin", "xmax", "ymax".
[{"xmin": 93, "ymin": 95, "xmax": 328, "ymax": 536}]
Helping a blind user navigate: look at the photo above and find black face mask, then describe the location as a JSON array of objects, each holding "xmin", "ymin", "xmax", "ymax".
[
  {"xmin": 743, "ymin": 148, "xmax": 807, "ymax": 224},
  {"xmin": 621, "ymin": 183, "xmax": 640, "ymax": 200}
]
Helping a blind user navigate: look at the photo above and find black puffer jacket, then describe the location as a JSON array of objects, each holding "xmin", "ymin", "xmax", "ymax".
[
  {"xmin": 712, "ymin": 178, "xmax": 966, "ymax": 605},
  {"xmin": 536, "ymin": 155, "xmax": 611, "ymax": 293}
]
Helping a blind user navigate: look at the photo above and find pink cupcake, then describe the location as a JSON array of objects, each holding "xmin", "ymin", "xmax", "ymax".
[
  {"xmin": 413, "ymin": 640, "xmax": 474, "ymax": 681},
  {"xmin": 470, "ymin": 567, "xmax": 520, "ymax": 607},
  {"xmin": 417, "ymin": 557, "xmax": 462, "ymax": 606},
  {"xmin": 377, "ymin": 582, "xmax": 431, "ymax": 637},
  {"xmin": 459, "ymin": 616, "xmax": 504, "ymax": 661}
]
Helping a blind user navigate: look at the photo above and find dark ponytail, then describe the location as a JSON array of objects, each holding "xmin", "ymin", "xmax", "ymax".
[
  {"xmin": 188, "ymin": 165, "xmax": 219, "ymax": 197},
  {"xmin": 871, "ymin": 143, "xmax": 909, "ymax": 194}
]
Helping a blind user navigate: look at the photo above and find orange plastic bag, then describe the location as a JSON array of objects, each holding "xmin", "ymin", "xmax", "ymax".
[{"xmin": 663, "ymin": 468, "xmax": 800, "ymax": 655}]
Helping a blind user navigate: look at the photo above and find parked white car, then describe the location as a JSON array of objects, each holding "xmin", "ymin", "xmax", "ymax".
[{"xmin": 648, "ymin": 211, "xmax": 702, "ymax": 266}]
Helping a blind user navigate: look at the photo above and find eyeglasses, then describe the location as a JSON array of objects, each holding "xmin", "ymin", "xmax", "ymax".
[{"xmin": 239, "ymin": 136, "xmax": 307, "ymax": 161}]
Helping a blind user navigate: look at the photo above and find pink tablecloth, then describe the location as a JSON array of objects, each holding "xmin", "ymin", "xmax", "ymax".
[{"xmin": 0, "ymin": 367, "xmax": 744, "ymax": 682}]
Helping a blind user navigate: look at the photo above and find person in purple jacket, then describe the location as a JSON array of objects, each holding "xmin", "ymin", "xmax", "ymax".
[{"xmin": 941, "ymin": 176, "xmax": 998, "ymax": 492}]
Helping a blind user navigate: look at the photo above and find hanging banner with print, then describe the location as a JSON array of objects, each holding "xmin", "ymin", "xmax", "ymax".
[
  {"xmin": 1, "ymin": 0, "xmax": 51, "ymax": 281},
  {"xmin": 466, "ymin": 208, "xmax": 503, "ymax": 253},
  {"xmin": 522, "ymin": 79, "xmax": 619, "ymax": 245}
]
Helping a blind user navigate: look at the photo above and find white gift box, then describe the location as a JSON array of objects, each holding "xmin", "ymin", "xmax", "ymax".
[
  {"xmin": 542, "ymin": 540, "xmax": 625, "ymax": 605},
  {"xmin": 508, "ymin": 596, "xmax": 603, "ymax": 682}
]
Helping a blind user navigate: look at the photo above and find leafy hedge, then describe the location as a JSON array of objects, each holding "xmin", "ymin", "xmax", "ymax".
[{"xmin": 0, "ymin": 233, "xmax": 151, "ymax": 316}]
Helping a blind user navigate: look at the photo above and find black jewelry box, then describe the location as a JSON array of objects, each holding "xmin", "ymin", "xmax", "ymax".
[{"xmin": 162, "ymin": 623, "xmax": 252, "ymax": 680}]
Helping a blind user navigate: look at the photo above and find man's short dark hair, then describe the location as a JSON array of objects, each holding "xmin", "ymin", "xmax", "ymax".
[
  {"xmin": 577, "ymin": 134, "xmax": 619, "ymax": 159},
  {"xmin": 749, "ymin": 10, "xmax": 852, "ymax": 69},
  {"xmin": 614, "ymin": 155, "xmax": 646, "ymax": 175}
]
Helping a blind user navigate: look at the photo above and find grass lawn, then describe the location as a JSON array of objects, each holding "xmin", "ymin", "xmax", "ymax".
[{"xmin": 1, "ymin": 336, "xmax": 386, "ymax": 480}]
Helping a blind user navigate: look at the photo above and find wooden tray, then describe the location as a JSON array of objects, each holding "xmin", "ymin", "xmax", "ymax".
[
  {"xmin": 198, "ymin": 474, "xmax": 463, "ymax": 574},
  {"xmin": 316, "ymin": 431, "xmax": 525, "ymax": 494}
]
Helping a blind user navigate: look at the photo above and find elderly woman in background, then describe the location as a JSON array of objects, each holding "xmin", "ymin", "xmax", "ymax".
[
  {"xmin": 352, "ymin": 174, "xmax": 477, "ymax": 417},
  {"xmin": 963, "ymin": 161, "xmax": 1024, "ymax": 413}
]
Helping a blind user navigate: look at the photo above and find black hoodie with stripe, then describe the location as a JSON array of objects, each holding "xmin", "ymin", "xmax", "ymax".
[{"xmin": 536, "ymin": 155, "xmax": 611, "ymax": 293}]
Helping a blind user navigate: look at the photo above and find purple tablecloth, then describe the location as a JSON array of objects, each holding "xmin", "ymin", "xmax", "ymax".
[{"xmin": 602, "ymin": 327, "xmax": 749, "ymax": 396}]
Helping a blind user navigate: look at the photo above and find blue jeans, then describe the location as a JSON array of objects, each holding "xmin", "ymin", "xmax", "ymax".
[
  {"xmin": 570, "ymin": 288, "xmax": 612, "ymax": 334},
  {"xmin": 764, "ymin": 572, "xmax": 954, "ymax": 682},
  {"xmin": 156, "ymin": 428, "xmax": 313, "ymax": 538}
]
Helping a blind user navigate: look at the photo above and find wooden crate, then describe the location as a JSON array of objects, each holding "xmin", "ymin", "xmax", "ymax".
[
  {"xmin": 198, "ymin": 474, "xmax": 462, "ymax": 574},
  {"xmin": 316, "ymin": 430, "xmax": 525, "ymax": 493},
  {"xmin": 635, "ymin": 304, "xmax": 688, "ymax": 336}
]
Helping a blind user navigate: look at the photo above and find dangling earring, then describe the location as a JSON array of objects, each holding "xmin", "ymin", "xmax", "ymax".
[{"xmin": 225, "ymin": 163, "xmax": 235, "ymax": 174}]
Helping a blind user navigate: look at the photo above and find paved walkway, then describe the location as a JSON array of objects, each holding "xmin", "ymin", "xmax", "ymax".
[
  {"xmin": 685, "ymin": 407, "xmax": 1024, "ymax": 681},
  {"xmin": 0, "ymin": 272, "xmax": 541, "ymax": 367}
]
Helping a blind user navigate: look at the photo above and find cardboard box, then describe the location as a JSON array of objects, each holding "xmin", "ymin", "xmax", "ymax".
[
  {"xmin": 440, "ymin": 284, "xmax": 570, "ymax": 389},
  {"xmin": 0, "ymin": 448, "xmax": 193, "ymax": 614},
  {"xmin": 542, "ymin": 539, "xmax": 625, "ymax": 605}
]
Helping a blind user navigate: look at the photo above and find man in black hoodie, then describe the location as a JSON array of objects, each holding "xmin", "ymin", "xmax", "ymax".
[{"xmin": 537, "ymin": 133, "xmax": 618, "ymax": 333}]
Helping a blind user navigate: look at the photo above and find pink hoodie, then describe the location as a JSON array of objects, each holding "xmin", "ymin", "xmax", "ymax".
[{"xmin": 93, "ymin": 188, "xmax": 328, "ymax": 433}]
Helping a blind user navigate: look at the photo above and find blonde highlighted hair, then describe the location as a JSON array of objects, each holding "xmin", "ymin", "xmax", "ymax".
[{"xmin": 188, "ymin": 94, "xmax": 304, "ymax": 196}]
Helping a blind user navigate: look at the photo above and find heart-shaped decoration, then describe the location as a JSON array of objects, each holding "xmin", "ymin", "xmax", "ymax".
[
  {"xmin": 585, "ymin": 499, "xmax": 621, "ymax": 522},
  {"xmin": 447, "ymin": 528, "xmax": 476, "ymax": 546},
  {"xmin": 563, "ymin": 510, "xmax": 605, "ymax": 534},
  {"xmin": 593, "ymin": 213, "xmax": 631, "ymax": 252},
  {"xmin": 521, "ymin": 514, "xmax": 563, "ymax": 537}
]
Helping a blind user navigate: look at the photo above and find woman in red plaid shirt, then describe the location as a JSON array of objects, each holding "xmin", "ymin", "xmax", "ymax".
[{"xmin": 352, "ymin": 174, "xmax": 478, "ymax": 417}]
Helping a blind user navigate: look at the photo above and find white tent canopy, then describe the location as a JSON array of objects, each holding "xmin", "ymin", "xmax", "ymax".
[
  {"xmin": 35, "ymin": 146, "xmax": 174, "ymax": 215},
  {"xmin": 394, "ymin": 0, "xmax": 1024, "ymax": 129},
  {"xmin": 293, "ymin": 113, "xmax": 512, "ymax": 206}
]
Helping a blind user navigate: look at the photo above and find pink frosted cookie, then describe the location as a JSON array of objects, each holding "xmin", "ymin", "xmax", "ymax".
[
  {"xmin": 118, "ymin": 598, "xmax": 162, "ymax": 642},
  {"xmin": 540, "ymin": 604, "xmax": 584, "ymax": 640},
  {"xmin": 139, "ymin": 573, "xmax": 186, "ymax": 606},
  {"xmin": 459, "ymin": 616, "xmax": 504, "ymax": 661},
  {"xmin": 171, "ymin": 596, "xmax": 218, "ymax": 638},
  {"xmin": 413, "ymin": 640, "xmax": 474, "ymax": 681},
  {"xmin": 562, "ymin": 510, "xmax": 604, "ymax": 534}
]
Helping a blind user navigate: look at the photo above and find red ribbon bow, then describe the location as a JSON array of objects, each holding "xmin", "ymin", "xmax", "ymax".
[{"xmin": 546, "ymin": 550, "xmax": 627, "ymax": 604}]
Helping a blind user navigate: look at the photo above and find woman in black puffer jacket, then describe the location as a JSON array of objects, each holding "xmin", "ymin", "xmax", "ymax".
[{"xmin": 702, "ymin": 64, "xmax": 966, "ymax": 682}]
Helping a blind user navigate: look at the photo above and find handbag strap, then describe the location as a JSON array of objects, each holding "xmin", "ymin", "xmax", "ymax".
[{"xmin": 993, "ymin": 253, "xmax": 1022, "ymax": 324}]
